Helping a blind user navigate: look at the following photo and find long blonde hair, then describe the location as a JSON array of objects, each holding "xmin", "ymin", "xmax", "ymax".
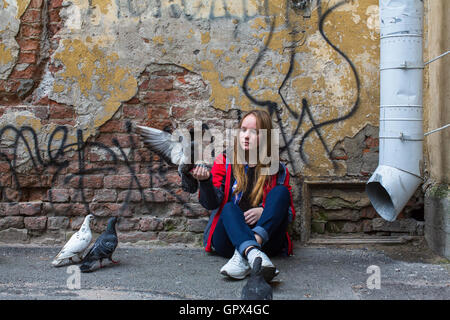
[{"xmin": 231, "ymin": 109, "xmax": 275, "ymax": 207}]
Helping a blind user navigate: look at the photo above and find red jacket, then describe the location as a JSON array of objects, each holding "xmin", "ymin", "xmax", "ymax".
[{"xmin": 199, "ymin": 153, "xmax": 296, "ymax": 255}]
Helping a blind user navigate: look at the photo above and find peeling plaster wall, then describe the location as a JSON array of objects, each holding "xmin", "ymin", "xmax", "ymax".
[
  {"xmin": 33, "ymin": 0, "xmax": 381, "ymax": 174},
  {"xmin": 0, "ymin": 0, "xmax": 429, "ymax": 246}
]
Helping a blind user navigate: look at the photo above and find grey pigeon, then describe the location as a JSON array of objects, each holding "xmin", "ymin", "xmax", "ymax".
[
  {"xmin": 241, "ymin": 257, "xmax": 273, "ymax": 300},
  {"xmin": 136, "ymin": 125, "xmax": 210, "ymax": 193},
  {"xmin": 80, "ymin": 217, "xmax": 119, "ymax": 273}
]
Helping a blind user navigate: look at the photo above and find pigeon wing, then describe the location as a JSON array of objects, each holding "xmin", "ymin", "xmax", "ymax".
[
  {"xmin": 96, "ymin": 233, "xmax": 118, "ymax": 258},
  {"xmin": 54, "ymin": 229, "xmax": 92, "ymax": 261},
  {"xmin": 83, "ymin": 233, "xmax": 117, "ymax": 261},
  {"xmin": 136, "ymin": 125, "xmax": 186, "ymax": 165}
]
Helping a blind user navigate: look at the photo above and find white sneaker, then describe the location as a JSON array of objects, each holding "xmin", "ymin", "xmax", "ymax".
[
  {"xmin": 246, "ymin": 248, "xmax": 279, "ymax": 282},
  {"xmin": 220, "ymin": 249, "xmax": 251, "ymax": 280}
]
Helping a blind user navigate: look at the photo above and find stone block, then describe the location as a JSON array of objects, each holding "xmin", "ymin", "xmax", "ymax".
[
  {"xmin": 186, "ymin": 218, "xmax": 208, "ymax": 233},
  {"xmin": 118, "ymin": 231, "xmax": 158, "ymax": 243},
  {"xmin": 0, "ymin": 228, "xmax": 28, "ymax": 243},
  {"xmin": 311, "ymin": 220, "xmax": 326, "ymax": 234},
  {"xmin": 0, "ymin": 216, "xmax": 24, "ymax": 230},
  {"xmin": 139, "ymin": 217, "xmax": 164, "ymax": 232},
  {"xmin": 93, "ymin": 189, "xmax": 117, "ymax": 202},
  {"xmin": 19, "ymin": 202, "xmax": 42, "ymax": 216},
  {"xmin": 372, "ymin": 218, "xmax": 419, "ymax": 233},
  {"xmin": 158, "ymin": 231, "xmax": 195, "ymax": 244},
  {"xmin": 47, "ymin": 216, "xmax": 70, "ymax": 230},
  {"xmin": 24, "ymin": 216, "xmax": 47, "ymax": 230},
  {"xmin": 117, "ymin": 218, "xmax": 140, "ymax": 231},
  {"xmin": 48, "ymin": 189, "xmax": 70, "ymax": 203}
]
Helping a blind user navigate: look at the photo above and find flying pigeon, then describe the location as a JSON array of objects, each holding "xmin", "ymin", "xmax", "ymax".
[
  {"xmin": 52, "ymin": 214, "xmax": 94, "ymax": 267},
  {"xmin": 241, "ymin": 257, "xmax": 273, "ymax": 300},
  {"xmin": 79, "ymin": 217, "xmax": 119, "ymax": 273},
  {"xmin": 136, "ymin": 125, "xmax": 210, "ymax": 193}
]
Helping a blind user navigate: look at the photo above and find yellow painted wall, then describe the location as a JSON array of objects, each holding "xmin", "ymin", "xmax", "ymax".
[{"xmin": 1, "ymin": 0, "xmax": 381, "ymax": 178}]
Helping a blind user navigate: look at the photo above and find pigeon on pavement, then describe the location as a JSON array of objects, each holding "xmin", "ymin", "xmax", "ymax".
[
  {"xmin": 136, "ymin": 125, "xmax": 210, "ymax": 193},
  {"xmin": 241, "ymin": 257, "xmax": 273, "ymax": 300},
  {"xmin": 79, "ymin": 217, "xmax": 119, "ymax": 273},
  {"xmin": 52, "ymin": 214, "xmax": 94, "ymax": 267}
]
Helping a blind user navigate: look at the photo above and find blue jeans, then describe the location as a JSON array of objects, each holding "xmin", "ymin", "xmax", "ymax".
[{"xmin": 211, "ymin": 185, "xmax": 290, "ymax": 259}]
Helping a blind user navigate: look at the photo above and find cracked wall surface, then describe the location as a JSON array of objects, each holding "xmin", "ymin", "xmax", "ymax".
[{"xmin": 0, "ymin": 0, "xmax": 430, "ymax": 246}]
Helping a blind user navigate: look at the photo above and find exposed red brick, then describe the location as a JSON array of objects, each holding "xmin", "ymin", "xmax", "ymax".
[
  {"xmin": 99, "ymin": 120, "xmax": 126, "ymax": 133},
  {"xmin": 43, "ymin": 203, "xmax": 87, "ymax": 216},
  {"xmin": 147, "ymin": 106, "xmax": 170, "ymax": 119},
  {"xmin": 139, "ymin": 79, "xmax": 150, "ymax": 91},
  {"xmin": 89, "ymin": 202, "xmax": 131, "ymax": 217},
  {"xmin": 48, "ymin": 23, "xmax": 62, "ymax": 36},
  {"xmin": 17, "ymin": 39, "xmax": 40, "ymax": 51},
  {"xmin": 0, "ymin": 203, "xmax": 20, "ymax": 216},
  {"xmin": 48, "ymin": 189, "xmax": 70, "ymax": 203},
  {"xmin": 49, "ymin": 104, "xmax": 75, "ymax": 119},
  {"xmin": 124, "ymin": 97, "xmax": 140, "ymax": 104},
  {"xmin": 28, "ymin": 188, "xmax": 49, "ymax": 202},
  {"xmin": 142, "ymin": 189, "xmax": 167, "ymax": 202},
  {"xmin": 95, "ymin": 134, "xmax": 136, "ymax": 149},
  {"xmin": 49, "ymin": 0, "xmax": 64, "ymax": 9},
  {"xmin": 142, "ymin": 91, "xmax": 186, "ymax": 104},
  {"xmin": 20, "ymin": 24, "xmax": 42, "ymax": 38},
  {"xmin": 148, "ymin": 77, "xmax": 174, "ymax": 91},
  {"xmin": 117, "ymin": 217, "xmax": 140, "ymax": 231},
  {"xmin": 17, "ymin": 175, "xmax": 52, "ymax": 188},
  {"xmin": 171, "ymin": 106, "xmax": 189, "ymax": 118},
  {"xmin": 177, "ymin": 76, "xmax": 187, "ymax": 84},
  {"xmin": 19, "ymin": 202, "xmax": 42, "ymax": 216},
  {"xmin": 103, "ymin": 175, "xmax": 135, "ymax": 189},
  {"xmin": 48, "ymin": 119, "xmax": 76, "ymax": 126},
  {"xmin": 9, "ymin": 65, "xmax": 37, "ymax": 79},
  {"xmin": 18, "ymin": 52, "xmax": 38, "ymax": 64},
  {"xmin": 65, "ymin": 175, "xmax": 104, "ymax": 189},
  {"xmin": 69, "ymin": 188, "xmax": 95, "ymax": 202},
  {"xmin": 139, "ymin": 217, "xmax": 164, "ymax": 232},
  {"xmin": 24, "ymin": 216, "xmax": 47, "ymax": 230},
  {"xmin": 123, "ymin": 105, "xmax": 146, "ymax": 118},
  {"xmin": 21, "ymin": 9, "xmax": 42, "ymax": 23},
  {"xmin": 0, "ymin": 216, "xmax": 24, "ymax": 230},
  {"xmin": 92, "ymin": 189, "xmax": 117, "ymax": 202},
  {"xmin": 48, "ymin": 9, "xmax": 61, "ymax": 23},
  {"xmin": 29, "ymin": 0, "xmax": 44, "ymax": 8}
]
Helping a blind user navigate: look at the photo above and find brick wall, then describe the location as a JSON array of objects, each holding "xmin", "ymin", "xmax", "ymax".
[
  {"xmin": 0, "ymin": 0, "xmax": 424, "ymax": 246},
  {"xmin": 0, "ymin": 57, "xmax": 229, "ymax": 245}
]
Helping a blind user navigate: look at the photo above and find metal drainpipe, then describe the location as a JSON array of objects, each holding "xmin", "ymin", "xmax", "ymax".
[{"xmin": 366, "ymin": 0, "xmax": 424, "ymax": 222}]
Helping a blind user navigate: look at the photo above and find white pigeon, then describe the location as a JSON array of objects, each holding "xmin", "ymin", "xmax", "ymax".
[{"xmin": 52, "ymin": 214, "xmax": 94, "ymax": 267}]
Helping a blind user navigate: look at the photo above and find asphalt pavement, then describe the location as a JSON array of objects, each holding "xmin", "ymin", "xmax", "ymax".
[{"xmin": 0, "ymin": 240, "xmax": 449, "ymax": 300}]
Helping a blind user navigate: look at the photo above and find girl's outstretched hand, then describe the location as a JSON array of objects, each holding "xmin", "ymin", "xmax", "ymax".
[{"xmin": 191, "ymin": 164, "xmax": 211, "ymax": 181}]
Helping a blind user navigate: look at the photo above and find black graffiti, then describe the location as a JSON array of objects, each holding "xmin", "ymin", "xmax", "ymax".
[
  {"xmin": 241, "ymin": 0, "xmax": 360, "ymax": 173},
  {"xmin": 0, "ymin": 123, "xmax": 193, "ymax": 215}
]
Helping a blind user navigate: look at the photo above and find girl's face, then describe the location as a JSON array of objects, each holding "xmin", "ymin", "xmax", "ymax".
[{"xmin": 239, "ymin": 114, "xmax": 259, "ymax": 152}]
